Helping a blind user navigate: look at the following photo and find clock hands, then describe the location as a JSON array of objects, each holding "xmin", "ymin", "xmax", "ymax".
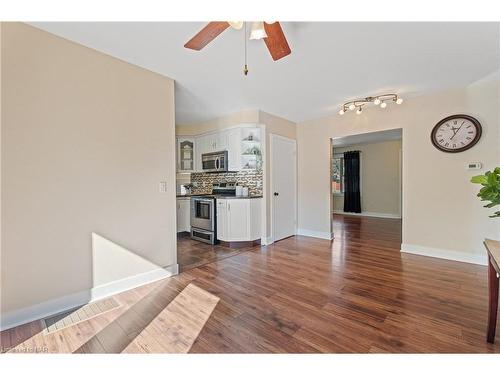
[{"xmin": 450, "ymin": 121, "xmax": 465, "ymax": 140}]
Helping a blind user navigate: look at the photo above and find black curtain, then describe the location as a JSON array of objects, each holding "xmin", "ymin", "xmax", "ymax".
[{"xmin": 343, "ymin": 151, "xmax": 361, "ymax": 213}]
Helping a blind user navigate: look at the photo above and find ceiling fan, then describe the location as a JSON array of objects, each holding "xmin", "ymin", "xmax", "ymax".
[{"xmin": 184, "ymin": 21, "xmax": 291, "ymax": 75}]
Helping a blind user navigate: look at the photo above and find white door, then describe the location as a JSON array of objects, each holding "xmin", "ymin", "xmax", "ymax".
[{"xmin": 271, "ymin": 135, "xmax": 297, "ymax": 242}]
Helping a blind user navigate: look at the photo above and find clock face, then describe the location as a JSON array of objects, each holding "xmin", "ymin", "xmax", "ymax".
[{"xmin": 431, "ymin": 115, "xmax": 482, "ymax": 153}]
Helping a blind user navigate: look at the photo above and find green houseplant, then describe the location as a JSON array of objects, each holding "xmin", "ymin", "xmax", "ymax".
[{"xmin": 471, "ymin": 167, "xmax": 500, "ymax": 218}]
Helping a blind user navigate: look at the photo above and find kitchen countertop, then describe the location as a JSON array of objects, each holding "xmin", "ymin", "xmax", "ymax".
[
  {"xmin": 177, "ymin": 194, "xmax": 262, "ymax": 199},
  {"xmin": 215, "ymin": 195, "xmax": 263, "ymax": 199},
  {"xmin": 176, "ymin": 193, "xmax": 211, "ymax": 198}
]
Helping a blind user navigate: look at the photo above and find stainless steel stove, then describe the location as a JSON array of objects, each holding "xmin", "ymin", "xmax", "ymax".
[{"xmin": 190, "ymin": 182, "xmax": 236, "ymax": 244}]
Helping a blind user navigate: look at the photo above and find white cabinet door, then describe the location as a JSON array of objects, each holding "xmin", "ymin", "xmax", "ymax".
[
  {"xmin": 177, "ymin": 198, "xmax": 191, "ymax": 233},
  {"xmin": 216, "ymin": 200, "xmax": 227, "ymax": 240},
  {"xmin": 195, "ymin": 135, "xmax": 209, "ymax": 171},
  {"xmin": 227, "ymin": 127, "xmax": 242, "ymax": 171},
  {"xmin": 227, "ymin": 199, "xmax": 250, "ymax": 241},
  {"xmin": 215, "ymin": 130, "xmax": 228, "ymax": 151},
  {"xmin": 205, "ymin": 134, "xmax": 216, "ymax": 151}
]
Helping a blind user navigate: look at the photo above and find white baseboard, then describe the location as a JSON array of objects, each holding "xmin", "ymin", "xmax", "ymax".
[
  {"xmin": 263, "ymin": 236, "xmax": 274, "ymax": 246},
  {"xmin": 0, "ymin": 289, "xmax": 92, "ymax": 333},
  {"xmin": 297, "ymin": 228, "xmax": 333, "ymax": 240},
  {"xmin": 90, "ymin": 263, "xmax": 179, "ymax": 301},
  {"xmin": 401, "ymin": 243, "xmax": 487, "ymax": 266},
  {"xmin": 0, "ymin": 263, "xmax": 179, "ymax": 331},
  {"xmin": 333, "ymin": 210, "xmax": 401, "ymax": 219}
]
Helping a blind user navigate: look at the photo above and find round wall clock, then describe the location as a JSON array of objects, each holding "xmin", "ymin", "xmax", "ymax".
[{"xmin": 431, "ymin": 114, "xmax": 482, "ymax": 153}]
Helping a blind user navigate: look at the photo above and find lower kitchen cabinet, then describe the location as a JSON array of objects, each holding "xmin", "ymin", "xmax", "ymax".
[
  {"xmin": 216, "ymin": 198, "xmax": 261, "ymax": 242},
  {"xmin": 176, "ymin": 197, "xmax": 191, "ymax": 233}
]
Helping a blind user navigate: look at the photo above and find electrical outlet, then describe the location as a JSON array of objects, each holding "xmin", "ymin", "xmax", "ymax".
[{"xmin": 159, "ymin": 181, "xmax": 167, "ymax": 193}]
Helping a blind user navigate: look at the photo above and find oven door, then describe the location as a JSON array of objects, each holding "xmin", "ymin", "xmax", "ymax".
[{"xmin": 190, "ymin": 197, "xmax": 214, "ymax": 231}]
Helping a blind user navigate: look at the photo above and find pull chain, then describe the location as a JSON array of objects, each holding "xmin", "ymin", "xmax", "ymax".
[{"xmin": 243, "ymin": 22, "xmax": 249, "ymax": 76}]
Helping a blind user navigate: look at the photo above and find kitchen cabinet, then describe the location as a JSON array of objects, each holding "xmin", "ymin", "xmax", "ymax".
[
  {"xmin": 191, "ymin": 125, "xmax": 263, "ymax": 172},
  {"xmin": 226, "ymin": 127, "xmax": 242, "ymax": 171},
  {"xmin": 195, "ymin": 133, "xmax": 225, "ymax": 171},
  {"xmin": 216, "ymin": 198, "xmax": 261, "ymax": 242},
  {"xmin": 177, "ymin": 137, "xmax": 195, "ymax": 173},
  {"xmin": 197, "ymin": 132, "xmax": 227, "ymax": 153},
  {"xmin": 216, "ymin": 200, "xmax": 227, "ymax": 239},
  {"xmin": 177, "ymin": 197, "xmax": 191, "ymax": 233}
]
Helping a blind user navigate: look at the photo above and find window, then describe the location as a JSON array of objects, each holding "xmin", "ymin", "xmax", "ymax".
[{"xmin": 332, "ymin": 155, "xmax": 344, "ymax": 194}]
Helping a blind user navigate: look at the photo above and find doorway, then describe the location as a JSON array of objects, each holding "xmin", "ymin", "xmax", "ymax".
[
  {"xmin": 330, "ymin": 128, "xmax": 403, "ymax": 246},
  {"xmin": 270, "ymin": 134, "xmax": 297, "ymax": 242}
]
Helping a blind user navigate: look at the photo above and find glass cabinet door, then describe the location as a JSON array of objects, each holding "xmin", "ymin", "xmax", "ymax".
[{"xmin": 178, "ymin": 138, "xmax": 195, "ymax": 172}]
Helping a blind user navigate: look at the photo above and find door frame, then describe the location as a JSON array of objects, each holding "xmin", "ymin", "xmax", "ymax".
[{"xmin": 269, "ymin": 134, "xmax": 297, "ymax": 244}]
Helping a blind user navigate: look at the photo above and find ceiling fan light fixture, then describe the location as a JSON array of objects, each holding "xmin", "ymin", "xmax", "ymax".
[
  {"xmin": 356, "ymin": 106, "xmax": 363, "ymax": 115},
  {"xmin": 228, "ymin": 21, "xmax": 243, "ymax": 30},
  {"xmin": 380, "ymin": 102, "xmax": 387, "ymax": 108},
  {"xmin": 373, "ymin": 98, "xmax": 381, "ymax": 105},
  {"xmin": 249, "ymin": 22, "xmax": 268, "ymax": 40}
]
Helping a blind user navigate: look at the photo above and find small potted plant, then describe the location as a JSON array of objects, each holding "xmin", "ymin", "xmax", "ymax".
[{"xmin": 471, "ymin": 167, "xmax": 500, "ymax": 218}]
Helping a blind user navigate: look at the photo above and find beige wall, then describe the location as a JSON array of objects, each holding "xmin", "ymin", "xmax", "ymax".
[
  {"xmin": 1, "ymin": 23, "xmax": 177, "ymax": 320},
  {"xmin": 297, "ymin": 74, "xmax": 500, "ymax": 263},
  {"xmin": 333, "ymin": 139, "xmax": 401, "ymax": 216},
  {"xmin": 175, "ymin": 109, "xmax": 297, "ymax": 241},
  {"xmin": 176, "ymin": 109, "xmax": 260, "ymax": 135}
]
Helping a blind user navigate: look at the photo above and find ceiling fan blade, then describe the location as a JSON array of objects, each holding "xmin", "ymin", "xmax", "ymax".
[
  {"xmin": 184, "ymin": 22, "xmax": 230, "ymax": 50},
  {"xmin": 263, "ymin": 22, "xmax": 291, "ymax": 61}
]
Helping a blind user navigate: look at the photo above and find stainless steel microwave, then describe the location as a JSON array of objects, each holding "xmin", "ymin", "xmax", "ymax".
[{"xmin": 201, "ymin": 151, "xmax": 228, "ymax": 173}]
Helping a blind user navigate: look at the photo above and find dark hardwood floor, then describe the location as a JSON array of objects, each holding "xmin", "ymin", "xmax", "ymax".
[
  {"xmin": 177, "ymin": 233, "xmax": 256, "ymax": 272},
  {"xmin": 1, "ymin": 215, "xmax": 498, "ymax": 353}
]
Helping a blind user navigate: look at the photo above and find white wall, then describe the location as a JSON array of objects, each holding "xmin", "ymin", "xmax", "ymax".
[
  {"xmin": 333, "ymin": 139, "xmax": 402, "ymax": 217},
  {"xmin": 297, "ymin": 74, "xmax": 500, "ymax": 264},
  {"xmin": 1, "ymin": 23, "xmax": 177, "ymax": 328}
]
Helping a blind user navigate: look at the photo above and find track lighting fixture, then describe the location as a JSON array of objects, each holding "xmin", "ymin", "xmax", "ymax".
[{"xmin": 338, "ymin": 93, "xmax": 403, "ymax": 116}]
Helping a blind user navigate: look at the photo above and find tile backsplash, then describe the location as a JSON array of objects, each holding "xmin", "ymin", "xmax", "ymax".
[{"xmin": 191, "ymin": 169, "xmax": 263, "ymax": 196}]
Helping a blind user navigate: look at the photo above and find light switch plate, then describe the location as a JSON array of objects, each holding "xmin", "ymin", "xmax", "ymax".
[{"xmin": 159, "ymin": 181, "xmax": 167, "ymax": 193}]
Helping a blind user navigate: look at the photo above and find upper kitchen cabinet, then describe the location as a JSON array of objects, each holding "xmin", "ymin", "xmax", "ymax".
[
  {"xmin": 187, "ymin": 124, "xmax": 263, "ymax": 172},
  {"xmin": 198, "ymin": 132, "xmax": 228, "ymax": 154},
  {"xmin": 177, "ymin": 137, "xmax": 195, "ymax": 173},
  {"xmin": 226, "ymin": 127, "xmax": 242, "ymax": 171}
]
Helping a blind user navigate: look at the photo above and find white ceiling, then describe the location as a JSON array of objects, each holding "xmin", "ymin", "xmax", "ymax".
[
  {"xmin": 332, "ymin": 128, "xmax": 402, "ymax": 147},
  {"xmin": 30, "ymin": 22, "xmax": 500, "ymax": 124}
]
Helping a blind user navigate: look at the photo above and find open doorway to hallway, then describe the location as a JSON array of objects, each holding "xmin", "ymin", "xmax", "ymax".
[{"xmin": 330, "ymin": 129, "xmax": 403, "ymax": 247}]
